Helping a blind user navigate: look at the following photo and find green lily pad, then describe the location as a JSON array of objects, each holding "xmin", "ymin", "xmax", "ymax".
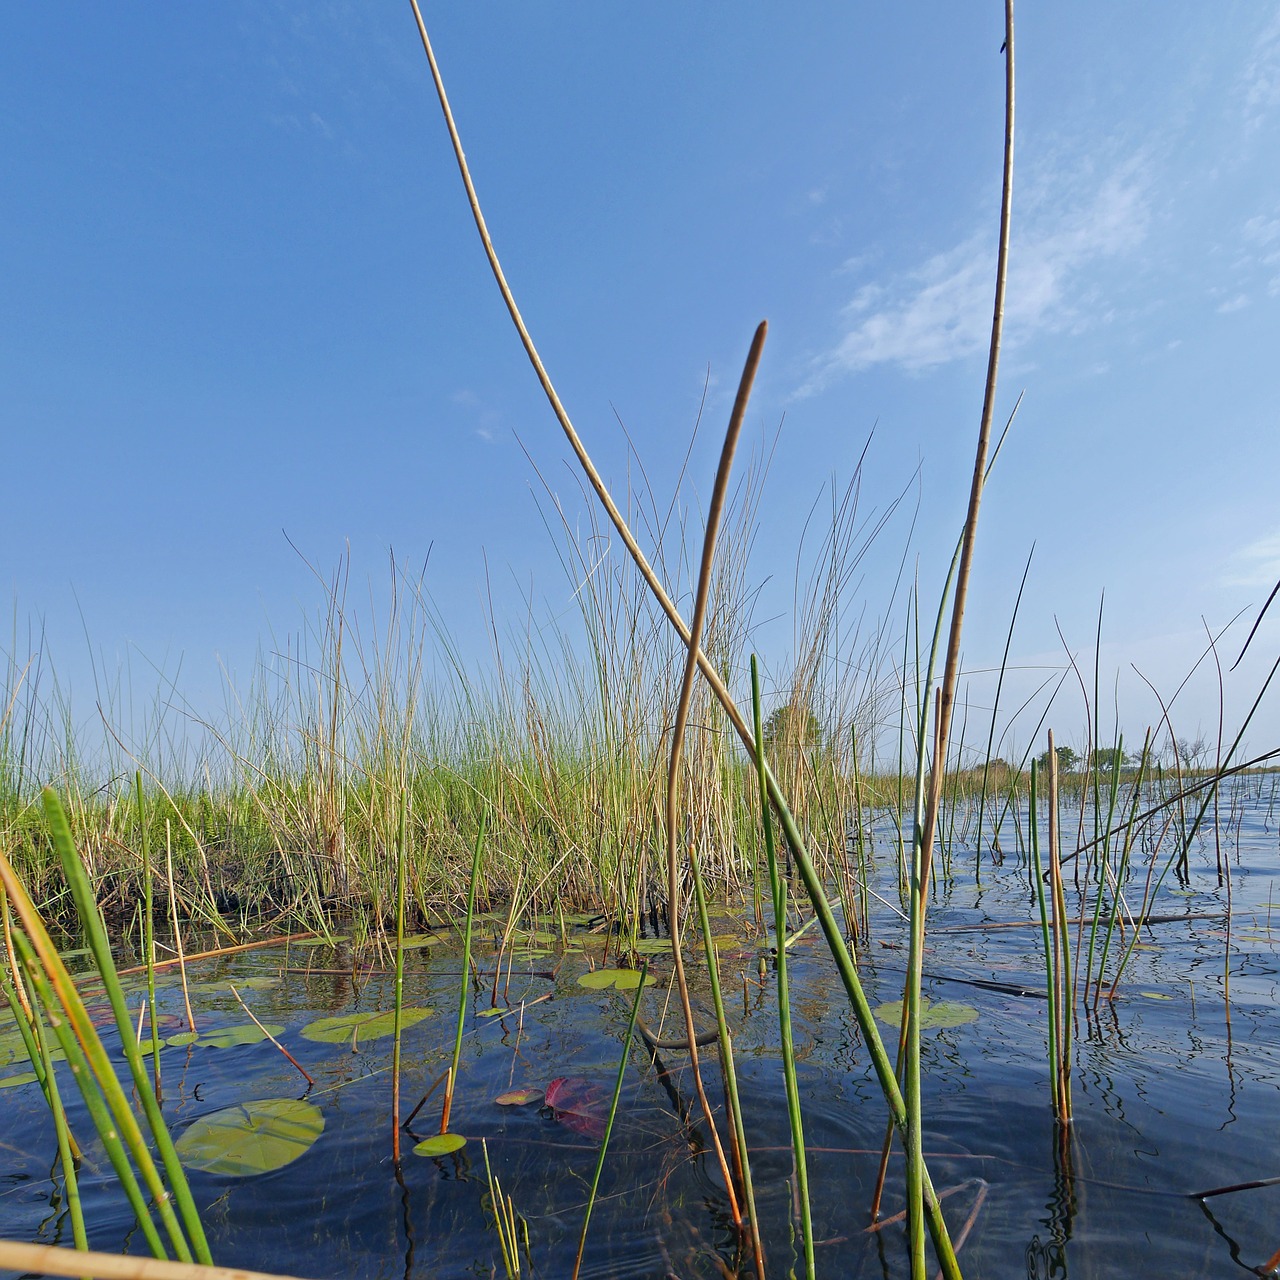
[
  {"xmin": 479, "ymin": 1007, "xmax": 509, "ymax": 1018},
  {"xmin": 176, "ymin": 1099, "xmax": 325, "ymax": 1176},
  {"xmin": 510, "ymin": 929, "xmax": 558, "ymax": 947},
  {"xmin": 167, "ymin": 1024, "xmax": 285, "ymax": 1049},
  {"xmin": 1139, "ymin": 991, "xmax": 1174, "ymax": 1000},
  {"xmin": 300, "ymin": 1007, "xmax": 432, "ymax": 1044},
  {"xmin": 399, "ymin": 933, "xmax": 442, "ymax": 949},
  {"xmin": 495, "ymin": 1088, "xmax": 544, "ymax": 1105},
  {"xmin": 0, "ymin": 1071, "xmax": 39, "ymax": 1090},
  {"xmin": 874, "ymin": 997, "xmax": 978, "ymax": 1030},
  {"xmin": 577, "ymin": 969, "xmax": 646, "ymax": 991},
  {"xmin": 630, "ymin": 937, "xmax": 675, "ymax": 955},
  {"xmin": 0, "ymin": 1029, "xmax": 64, "ymax": 1070},
  {"xmin": 413, "ymin": 1132, "xmax": 466, "ymax": 1157}
]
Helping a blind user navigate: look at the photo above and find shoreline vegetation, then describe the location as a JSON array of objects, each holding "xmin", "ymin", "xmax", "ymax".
[{"xmin": 4, "ymin": 520, "xmax": 1271, "ymax": 934}]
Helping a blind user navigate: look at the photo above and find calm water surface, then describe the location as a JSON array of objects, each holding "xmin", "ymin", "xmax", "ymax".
[{"xmin": 4, "ymin": 777, "xmax": 1280, "ymax": 1278}]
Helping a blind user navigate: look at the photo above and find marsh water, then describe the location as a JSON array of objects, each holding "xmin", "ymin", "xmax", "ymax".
[{"xmin": 4, "ymin": 774, "xmax": 1280, "ymax": 1278}]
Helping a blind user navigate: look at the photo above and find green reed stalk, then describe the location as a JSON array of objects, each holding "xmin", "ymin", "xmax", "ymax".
[
  {"xmin": 1029, "ymin": 760, "xmax": 1061, "ymax": 1114},
  {"xmin": 1091, "ymin": 731, "xmax": 1151, "ymax": 1005},
  {"xmin": 1080, "ymin": 734, "xmax": 1125, "ymax": 1000},
  {"xmin": 392, "ymin": 796, "xmax": 408, "ymax": 1162},
  {"xmin": 7, "ymin": 924, "xmax": 170, "ymax": 1259},
  {"xmin": 10, "ymin": 790, "xmax": 212, "ymax": 1263},
  {"xmin": 441, "ymin": 811, "xmax": 486, "ymax": 1134},
  {"xmin": 137, "ymin": 773, "xmax": 162, "ymax": 1103},
  {"xmin": 481, "ymin": 1138, "xmax": 524, "ymax": 1279},
  {"xmin": 32, "ymin": 1002, "xmax": 88, "ymax": 1251},
  {"xmin": 849, "ymin": 724, "xmax": 871, "ymax": 937},
  {"xmin": 2, "ymin": 968, "xmax": 87, "ymax": 1249},
  {"xmin": 973, "ymin": 542, "xmax": 1033, "ymax": 871},
  {"xmin": 752, "ymin": 658, "xmax": 814, "ymax": 1278},
  {"xmin": 1047, "ymin": 733, "xmax": 1072, "ymax": 1122},
  {"xmin": 689, "ymin": 846, "xmax": 762, "ymax": 1266},
  {"xmin": 570, "ymin": 961, "xmax": 647, "ymax": 1280}
]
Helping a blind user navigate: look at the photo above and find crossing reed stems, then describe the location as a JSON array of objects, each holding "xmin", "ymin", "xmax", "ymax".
[
  {"xmin": 137, "ymin": 772, "xmax": 162, "ymax": 1103},
  {"xmin": 441, "ymin": 812, "xmax": 485, "ymax": 1135},
  {"xmin": 570, "ymin": 960, "xmax": 648, "ymax": 1280},
  {"xmin": 905, "ymin": 4, "xmax": 1015, "ymax": 1263},
  {"xmin": 659, "ymin": 321, "xmax": 766, "ymax": 1238},
  {"xmin": 753, "ymin": 656, "xmax": 814, "ymax": 1278},
  {"xmin": 0, "ymin": 793, "xmax": 211, "ymax": 1263},
  {"xmin": 407, "ymin": 7, "xmax": 967, "ymax": 1267},
  {"xmin": 481, "ymin": 1138, "xmax": 524, "ymax": 1280},
  {"xmin": 689, "ymin": 846, "xmax": 763, "ymax": 1271},
  {"xmin": 1, "ymin": 962, "xmax": 87, "ymax": 1251},
  {"xmin": 1085, "ymin": 730, "xmax": 1151, "ymax": 1005},
  {"xmin": 32, "ymin": 1004, "xmax": 88, "ymax": 1251}
]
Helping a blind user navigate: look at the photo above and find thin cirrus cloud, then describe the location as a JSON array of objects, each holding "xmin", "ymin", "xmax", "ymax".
[
  {"xmin": 799, "ymin": 161, "xmax": 1150, "ymax": 394},
  {"xmin": 1224, "ymin": 530, "xmax": 1280, "ymax": 590},
  {"xmin": 1243, "ymin": 12, "xmax": 1280, "ymax": 128}
]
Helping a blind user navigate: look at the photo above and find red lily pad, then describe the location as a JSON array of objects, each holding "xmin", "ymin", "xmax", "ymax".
[{"xmin": 545, "ymin": 1076, "xmax": 607, "ymax": 1139}]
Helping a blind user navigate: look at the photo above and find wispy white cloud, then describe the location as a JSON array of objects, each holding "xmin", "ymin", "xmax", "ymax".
[
  {"xmin": 1224, "ymin": 529, "xmax": 1280, "ymax": 589},
  {"xmin": 452, "ymin": 387, "xmax": 500, "ymax": 443},
  {"xmin": 1242, "ymin": 207, "xmax": 1280, "ymax": 295},
  {"xmin": 1243, "ymin": 13, "xmax": 1280, "ymax": 128},
  {"xmin": 800, "ymin": 160, "xmax": 1150, "ymax": 392},
  {"xmin": 1217, "ymin": 293, "xmax": 1250, "ymax": 313}
]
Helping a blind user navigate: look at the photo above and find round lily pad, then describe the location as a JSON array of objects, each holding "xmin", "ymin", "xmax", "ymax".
[
  {"xmin": 577, "ymin": 969, "xmax": 646, "ymax": 991},
  {"xmin": 874, "ymin": 996, "xmax": 978, "ymax": 1030},
  {"xmin": 167, "ymin": 1024, "xmax": 285, "ymax": 1050},
  {"xmin": 300, "ymin": 1008, "xmax": 432, "ymax": 1044},
  {"xmin": 414, "ymin": 1132, "xmax": 467, "ymax": 1157},
  {"xmin": 176, "ymin": 1099, "xmax": 325, "ymax": 1176}
]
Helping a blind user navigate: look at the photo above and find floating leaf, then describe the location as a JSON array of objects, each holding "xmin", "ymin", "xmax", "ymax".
[
  {"xmin": 300, "ymin": 1007, "xmax": 432, "ymax": 1045},
  {"xmin": 176, "ymin": 1099, "xmax": 324, "ymax": 1176},
  {"xmin": 292, "ymin": 937, "xmax": 349, "ymax": 948},
  {"xmin": 577, "ymin": 969, "xmax": 645, "ymax": 991},
  {"xmin": 1139, "ymin": 991, "xmax": 1174, "ymax": 1000},
  {"xmin": 0, "ymin": 1033, "xmax": 65, "ymax": 1070},
  {"xmin": 629, "ymin": 937, "xmax": 674, "ymax": 956},
  {"xmin": 479, "ymin": 1007, "xmax": 509, "ymax": 1018},
  {"xmin": 874, "ymin": 997, "xmax": 978, "ymax": 1030},
  {"xmin": 495, "ymin": 1088, "xmax": 544, "ymax": 1106},
  {"xmin": 399, "ymin": 933, "xmax": 442, "ymax": 950},
  {"xmin": 413, "ymin": 1132, "xmax": 466, "ymax": 1157},
  {"xmin": 167, "ymin": 1024, "xmax": 285, "ymax": 1050},
  {"xmin": 545, "ymin": 1076, "xmax": 607, "ymax": 1139},
  {"xmin": 0, "ymin": 1071, "xmax": 38, "ymax": 1090}
]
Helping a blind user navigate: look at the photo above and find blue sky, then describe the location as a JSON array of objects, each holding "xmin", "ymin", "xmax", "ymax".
[{"xmin": 4, "ymin": 4, "xmax": 1280, "ymax": 769}]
